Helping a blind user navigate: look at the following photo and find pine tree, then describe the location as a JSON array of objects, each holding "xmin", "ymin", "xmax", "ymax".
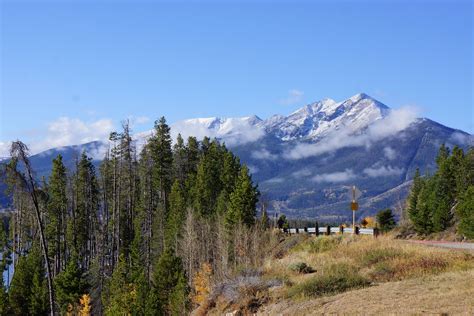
[
  {"xmin": 173, "ymin": 134, "xmax": 187, "ymax": 185},
  {"xmin": 73, "ymin": 152, "xmax": 99, "ymax": 269},
  {"xmin": 413, "ymin": 179, "xmax": 436, "ymax": 234},
  {"xmin": 408, "ymin": 168, "xmax": 423, "ymax": 225},
  {"xmin": 431, "ymin": 146, "xmax": 456, "ymax": 232},
  {"xmin": 104, "ymin": 254, "xmax": 136, "ymax": 316},
  {"xmin": 277, "ymin": 215, "xmax": 289, "ymax": 229},
  {"xmin": 47, "ymin": 154, "xmax": 68, "ymax": 276},
  {"xmin": 376, "ymin": 209, "xmax": 396, "ymax": 232},
  {"xmin": 192, "ymin": 140, "xmax": 223, "ymax": 216},
  {"xmin": 0, "ymin": 252, "xmax": 10, "ymax": 315},
  {"xmin": 457, "ymin": 185, "xmax": 474, "ymax": 239},
  {"xmin": 165, "ymin": 180, "xmax": 187, "ymax": 251},
  {"xmin": 149, "ymin": 117, "xmax": 173, "ymax": 256},
  {"xmin": 54, "ymin": 255, "xmax": 88, "ymax": 313},
  {"xmin": 151, "ymin": 247, "xmax": 189, "ymax": 315},
  {"xmin": 9, "ymin": 245, "xmax": 48, "ymax": 316},
  {"xmin": 226, "ymin": 165, "xmax": 259, "ymax": 227}
]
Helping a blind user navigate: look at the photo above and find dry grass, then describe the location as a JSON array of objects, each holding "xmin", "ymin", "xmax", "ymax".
[
  {"xmin": 258, "ymin": 269, "xmax": 474, "ymax": 315},
  {"xmin": 266, "ymin": 235, "xmax": 474, "ymax": 284},
  {"xmin": 205, "ymin": 234, "xmax": 474, "ymax": 315}
]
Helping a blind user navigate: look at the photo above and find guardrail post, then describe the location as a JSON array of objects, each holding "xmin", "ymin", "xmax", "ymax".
[
  {"xmin": 304, "ymin": 227, "xmax": 308, "ymax": 233},
  {"xmin": 339, "ymin": 225, "xmax": 344, "ymax": 235},
  {"xmin": 355, "ymin": 226, "xmax": 360, "ymax": 235},
  {"xmin": 296, "ymin": 227, "xmax": 299, "ymax": 234},
  {"xmin": 373, "ymin": 227, "xmax": 379, "ymax": 238},
  {"xmin": 326, "ymin": 225, "xmax": 331, "ymax": 236},
  {"xmin": 315, "ymin": 222, "xmax": 319, "ymax": 236}
]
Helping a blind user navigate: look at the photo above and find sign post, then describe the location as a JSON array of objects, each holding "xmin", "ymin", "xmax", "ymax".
[{"xmin": 351, "ymin": 186, "xmax": 359, "ymax": 235}]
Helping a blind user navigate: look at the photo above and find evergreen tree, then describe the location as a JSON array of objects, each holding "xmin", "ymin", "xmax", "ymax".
[
  {"xmin": 9, "ymin": 245, "xmax": 48, "ymax": 316},
  {"xmin": 172, "ymin": 134, "xmax": 187, "ymax": 185},
  {"xmin": 149, "ymin": 117, "xmax": 173, "ymax": 256},
  {"xmin": 457, "ymin": 185, "xmax": 474, "ymax": 239},
  {"xmin": 407, "ymin": 168, "xmax": 423, "ymax": 223},
  {"xmin": 104, "ymin": 254, "xmax": 136, "ymax": 316},
  {"xmin": 185, "ymin": 136, "xmax": 200, "ymax": 176},
  {"xmin": 72, "ymin": 152, "xmax": 99, "ymax": 269},
  {"xmin": 54, "ymin": 255, "xmax": 88, "ymax": 313},
  {"xmin": 0, "ymin": 282, "xmax": 9, "ymax": 316},
  {"xmin": 277, "ymin": 215, "xmax": 289, "ymax": 229},
  {"xmin": 412, "ymin": 179, "xmax": 436, "ymax": 234},
  {"xmin": 165, "ymin": 180, "xmax": 187, "ymax": 251},
  {"xmin": 376, "ymin": 209, "xmax": 396, "ymax": 232},
  {"xmin": 192, "ymin": 141, "xmax": 223, "ymax": 216},
  {"xmin": 431, "ymin": 146, "xmax": 456, "ymax": 232},
  {"xmin": 216, "ymin": 150, "xmax": 240, "ymax": 215},
  {"xmin": 151, "ymin": 247, "xmax": 189, "ymax": 315},
  {"xmin": 226, "ymin": 165, "xmax": 259, "ymax": 227},
  {"xmin": 46, "ymin": 154, "xmax": 68, "ymax": 276},
  {"xmin": 0, "ymin": 217, "xmax": 12, "ymax": 315}
]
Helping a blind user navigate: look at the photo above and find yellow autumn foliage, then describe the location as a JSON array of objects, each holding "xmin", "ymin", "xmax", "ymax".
[
  {"xmin": 361, "ymin": 216, "xmax": 376, "ymax": 228},
  {"xmin": 79, "ymin": 294, "xmax": 91, "ymax": 316},
  {"xmin": 192, "ymin": 262, "xmax": 212, "ymax": 305}
]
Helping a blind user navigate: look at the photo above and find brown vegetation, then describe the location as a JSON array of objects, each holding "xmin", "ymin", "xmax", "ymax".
[{"xmin": 202, "ymin": 233, "xmax": 474, "ymax": 315}]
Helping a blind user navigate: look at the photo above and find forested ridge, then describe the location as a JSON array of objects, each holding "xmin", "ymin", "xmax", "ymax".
[
  {"xmin": 407, "ymin": 144, "xmax": 474, "ymax": 238},
  {"xmin": 0, "ymin": 117, "xmax": 271, "ymax": 315}
]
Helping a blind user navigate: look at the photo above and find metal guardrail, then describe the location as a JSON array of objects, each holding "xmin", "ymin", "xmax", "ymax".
[{"xmin": 281, "ymin": 226, "xmax": 379, "ymax": 237}]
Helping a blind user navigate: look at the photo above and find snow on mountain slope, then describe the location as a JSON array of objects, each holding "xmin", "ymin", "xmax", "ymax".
[
  {"xmin": 263, "ymin": 93, "xmax": 390, "ymax": 140},
  {"xmin": 134, "ymin": 93, "xmax": 395, "ymax": 147}
]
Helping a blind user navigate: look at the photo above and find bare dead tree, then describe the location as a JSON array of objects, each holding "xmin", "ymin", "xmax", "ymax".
[{"xmin": 8, "ymin": 141, "xmax": 56, "ymax": 316}]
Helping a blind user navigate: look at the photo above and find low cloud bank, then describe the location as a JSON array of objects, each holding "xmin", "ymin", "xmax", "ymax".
[
  {"xmin": 284, "ymin": 107, "xmax": 418, "ymax": 160},
  {"xmin": 312, "ymin": 169, "xmax": 356, "ymax": 183}
]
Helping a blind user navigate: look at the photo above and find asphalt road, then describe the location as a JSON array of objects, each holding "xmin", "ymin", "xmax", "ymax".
[{"xmin": 407, "ymin": 240, "xmax": 474, "ymax": 251}]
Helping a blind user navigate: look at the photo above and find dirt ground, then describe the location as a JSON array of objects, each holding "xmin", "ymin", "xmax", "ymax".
[{"xmin": 257, "ymin": 269, "xmax": 474, "ymax": 315}]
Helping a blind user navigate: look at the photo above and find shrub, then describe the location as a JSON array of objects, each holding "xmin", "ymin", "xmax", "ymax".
[
  {"xmin": 376, "ymin": 209, "xmax": 396, "ymax": 232},
  {"xmin": 293, "ymin": 236, "xmax": 342, "ymax": 254},
  {"xmin": 369, "ymin": 262, "xmax": 396, "ymax": 281},
  {"xmin": 287, "ymin": 263, "xmax": 370, "ymax": 298},
  {"xmin": 359, "ymin": 247, "xmax": 405, "ymax": 266},
  {"xmin": 288, "ymin": 262, "xmax": 315, "ymax": 274}
]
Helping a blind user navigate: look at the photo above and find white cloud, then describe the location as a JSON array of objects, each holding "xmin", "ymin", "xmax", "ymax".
[
  {"xmin": 450, "ymin": 132, "xmax": 474, "ymax": 146},
  {"xmin": 128, "ymin": 116, "xmax": 151, "ymax": 126},
  {"xmin": 0, "ymin": 141, "xmax": 10, "ymax": 158},
  {"xmin": 279, "ymin": 89, "xmax": 304, "ymax": 106},
  {"xmin": 383, "ymin": 147, "xmax": 397, "ymax": 160},
  {"xmin": 312, "ymin": 169, "xmax": 356, "ymax": 183},
  {"xmin": 363, "ymin": 165, "xmax": 404, "ymax": 178},
  {"xmin": 263, "ymin": 177, "xmax": 285, "ymax": 184},
  {"xmin": 1, "ymin": 117, "xmax": 115, "ymax": 156},
  {"xmin": 284, "ymin": 106, "xmax": 418, "ymax": 160},
  {"xmin": 33, "ymin": 117, "xmax": 114, "ymax": 153},
  {"xmin": 251, "ymin": 148, "xmax": 278, "ymax": 160},
  {"xmin": 170, "ymin": 117, "xmax": 265, "ymax": 146},
  {"xmin": 292, "ymin": 168, "xmax": 312, "ymax": 177}
]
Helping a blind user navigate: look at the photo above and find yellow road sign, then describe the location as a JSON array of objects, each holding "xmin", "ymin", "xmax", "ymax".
[{"xmin": 351, "ymin": 202, "xmax": 359, "ymax": 211}]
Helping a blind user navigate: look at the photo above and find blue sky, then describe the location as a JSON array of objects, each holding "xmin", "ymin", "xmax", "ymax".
[{"xmin": 0, "ymin": 0, "xmax": 472, "ymax": 155}]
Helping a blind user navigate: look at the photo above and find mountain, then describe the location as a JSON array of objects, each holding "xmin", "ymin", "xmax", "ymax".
[{"xmin": 1, "ymin": 93, "xmax": 472, "ymax": 222}]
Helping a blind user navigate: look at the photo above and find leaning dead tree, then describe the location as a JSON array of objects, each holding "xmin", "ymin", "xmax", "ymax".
[{"xmin": 8, "ymin": 141, "xmax": 56, "ymax": 316}]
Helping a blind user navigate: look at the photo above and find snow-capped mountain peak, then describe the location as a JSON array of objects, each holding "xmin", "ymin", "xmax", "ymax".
[
  {"xmin": 263, "ymin": 93, "xmax": 390, "ymax": 140},
  {"xmin": 137, "ymin": 93, "xmax": 394, "ymax": 146}
]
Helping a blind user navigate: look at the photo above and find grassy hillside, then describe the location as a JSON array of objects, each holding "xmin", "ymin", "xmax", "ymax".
[{"xmin": 197, "ymin": 233, "xmax": 474, "ymax": 315}]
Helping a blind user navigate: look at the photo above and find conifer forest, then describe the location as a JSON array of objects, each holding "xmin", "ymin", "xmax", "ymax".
[{"xmin": 0, "ymin": 117, "xmax": 271, "ymax": 315}]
